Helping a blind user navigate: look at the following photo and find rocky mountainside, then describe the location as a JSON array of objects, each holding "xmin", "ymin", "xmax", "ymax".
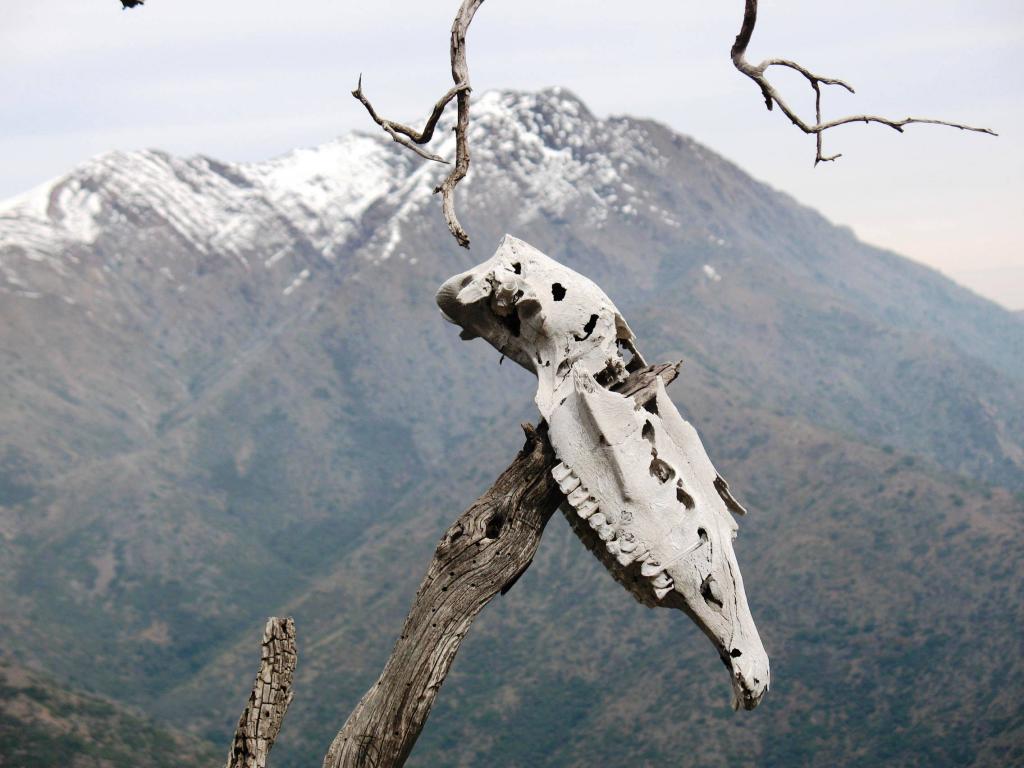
[
  {"xmin": 0, "ymin": 659, "xmax": 218, "ymax": 768},
  {"xmin": 1, "ymin": 88, "xmax": 1021, "ymax": 767}
]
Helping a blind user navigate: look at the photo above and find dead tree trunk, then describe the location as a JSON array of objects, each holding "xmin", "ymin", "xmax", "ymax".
[{"xmin": 322, "ymin": 422, "xmax": 563, "ymax": 768}]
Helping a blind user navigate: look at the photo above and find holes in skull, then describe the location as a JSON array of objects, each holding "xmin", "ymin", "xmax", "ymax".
[
  {"xmin": 642, "ymin": 397, "xmax": 659, "ymax": 416},
  {"xmin": 512, "ymin": 262, "xmax": 522, "ymax": 274},
  {"xmin": 459, "ymin": 275, "xmax": 474, "ymax": 288},
  {"xmin": 617, "ymin": 337, "xmax": 643, "ymax": 371},
  {"xmin": 730, "ymin": 648, "xmax": 743, "ymax": 658},
  {"xmin": 676, "ymin": 480, "xmax": 695, "ymax": 509},
  {"xmin": 551, "ymin": 283, "xmax": 567, "ymax": 301},
  {"xmin": 485, "ymin": 513, "xmax": 505, "ymax": 540},
  {"xmin": 700, "ymin": 574, "xmax": 723, "ymax": 609},
  {"xmin": 594, "ymin": 363, "xmax": 619, "ymax": 387},
  {"xmin": 649, "ymin": 453, "xmax": 676, "ymax": 484},
  {"xmin": 574, "ymin": 313, "xmax": 599, "ymax": 341},
  {"xmin": 697, "ymin": 527, "xmax": 708, "ymax": 543},
  {"xmin": 644, "ymin": 422, "xmax": 675, "ymax": 483}
]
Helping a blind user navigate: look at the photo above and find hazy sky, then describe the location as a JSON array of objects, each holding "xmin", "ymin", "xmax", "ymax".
[{"xmin": 2, "ymin": 0, "xmax": 1021, "ymax": 308}]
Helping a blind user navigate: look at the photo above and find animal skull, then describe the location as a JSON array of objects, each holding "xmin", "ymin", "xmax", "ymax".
[{"xmin": 437, "ymin": 235, "xmax": 769, "ymax": 710}]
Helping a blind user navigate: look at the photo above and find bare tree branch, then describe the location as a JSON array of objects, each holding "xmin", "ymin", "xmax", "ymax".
[
  {"xmin": 353, "ymin": 0, "xmax": 484, "ymax": 248},
  {"xmin": 226, "ymin": 617, "xmax": 297, "ymax": 768},
  {"xmin": 352, "ymin": 76, "xmax": 465, "ymax": 164},
  {"xmin": 731, "ymin": 0, "xmax": 997, "ymax": 164},
  {"xmin": 355, "ymin": 0, "xmax": 995, "ymax": 241}
]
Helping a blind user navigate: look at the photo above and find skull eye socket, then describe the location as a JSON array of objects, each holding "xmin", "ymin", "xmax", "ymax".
[{"xmin": 700, "ymin": 573, "xmax": 723, "ymax": 609}]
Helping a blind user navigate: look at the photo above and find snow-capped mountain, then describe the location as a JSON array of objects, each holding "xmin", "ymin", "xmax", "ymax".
[{"xmin": 1, "ymin": 89, "xmax": 1021, "ymax": 767}]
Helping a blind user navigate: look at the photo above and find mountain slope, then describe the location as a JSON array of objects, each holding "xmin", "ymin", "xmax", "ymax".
[
  {"xmin": 0, "ymin": 88, "xmax": 1021, "ymax": 767},
  {"xmin": 0, "ymin": 660, "xmax": 219, "ymax": 768}
]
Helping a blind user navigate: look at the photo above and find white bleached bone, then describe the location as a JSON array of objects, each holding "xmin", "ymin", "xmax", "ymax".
[
  {"xmin": 436, "ymin": 235, "xmax": 769, "ymax": 711},
  {"xmin": 558, "ymin": 474, "xmax": 582, "ymax": 495},
  {"xmin": 566, "ymin": 486, "xmax": 590, "ymax": 507},
  {"xmin": 651, "ymin": 572, "xmax": 673, "ymax": 589},
  {"xmin": 552, "ymin": 462, "xmax": 574, "ymax": 484},
  {"xmin": 640, "ymin": 560, "xmax": 664, "ymax": 578}
]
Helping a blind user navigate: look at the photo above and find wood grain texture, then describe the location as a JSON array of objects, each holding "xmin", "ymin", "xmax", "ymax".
[
  {"xmin": 321, "ymin": 363, "xmax": 676, "ymax": 768},
  {"xmin": 322, "ymin": 423, "xmax": 562, "ymax": 768},
  {"xmin": 226, "ymin": 617, "xmax": 297, "ymax": 768}
]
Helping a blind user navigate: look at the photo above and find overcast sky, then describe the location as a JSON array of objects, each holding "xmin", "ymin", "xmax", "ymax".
[{"xmin": 2, "ymin": 0, "xmax": 1021, "ymax": 308}]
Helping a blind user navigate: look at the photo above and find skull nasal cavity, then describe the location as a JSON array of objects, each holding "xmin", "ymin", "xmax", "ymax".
[
  {"xmin": 649, "ymin": 455, "xmax": 676, "ymax": 484},
  {"xmin": 574, "ymin": 314, "xmax": 599, "ymax": 341},
  {"xmin": 676, "ymin": 480, "xmax": 695, "ymax": 509},
  {"xmin": 701, "ymin": 574, "xmax": 723, "ymax": 608},
  {"xmin": 551, "ymin": 283, "xmax": 566, "ymax": 301}
]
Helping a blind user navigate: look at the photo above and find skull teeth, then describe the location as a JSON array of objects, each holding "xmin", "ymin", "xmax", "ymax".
[
  {"xmin": 640, "ymin": 560, "xmax": 663, "ymax": 577},
  {"xmin": 567, "ymin": 486, "xmax": 590, "ymax": 507},
  {"xmin": 552, "ymin": 462, "xmax": 573, "ymax": 484},
  {"xmin": 556, "ymin": 460, "xmax": 676, "ymax": 595},
  {"xmin": 558, "ymin": 474, "xmax": 581, "ymax": 494},
  {"xmin": 616, "ymin": 549, "xmax": 639, "ymax": 566}
]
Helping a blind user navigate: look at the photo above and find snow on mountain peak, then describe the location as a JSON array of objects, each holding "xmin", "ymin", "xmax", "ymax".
[{"xmin": 0, "ymin": 88, "xmax": 693, "ymax": 300}]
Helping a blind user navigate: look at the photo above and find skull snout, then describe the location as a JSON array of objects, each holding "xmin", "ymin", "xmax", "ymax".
[{"xmin": 723, "ymin": 637, "xmax": 770, "ymax": 710}]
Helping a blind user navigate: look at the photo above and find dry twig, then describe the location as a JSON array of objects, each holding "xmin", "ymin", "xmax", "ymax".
[
  {"xmin": 355, "ymin": 0, "xmax": 995, "ymax": 243},
  {"xmin": 353, "ymin": 0, "xmax": 484, "ymax": 248},
  {"xmin": 731, "ymin": 0, "xmax": 997, "ymax": 164}
]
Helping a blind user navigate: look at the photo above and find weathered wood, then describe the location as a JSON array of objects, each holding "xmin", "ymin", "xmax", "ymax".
[
  {"xmin": 322, "ymin": 423, "xmax": 561, "ymax": 768},
  {"xmin": 226, "ymin": 617, "xmax": 297, "ymax": 768},
  {"xmin": 322, "ymin": 363, "xmax": 677, "ymax": 768}
]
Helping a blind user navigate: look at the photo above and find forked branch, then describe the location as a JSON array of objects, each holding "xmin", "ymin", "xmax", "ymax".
[
  {"xmin": 353, "ymin": 0, "xmax": 484, "ymax": 248},
  {"xmin": 731, "ymin": 0, "xmax": 996, "ymax": 164},
  {"xmin": 355, "ymin": 0, "xmax": 996, "ymax": 240}
]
